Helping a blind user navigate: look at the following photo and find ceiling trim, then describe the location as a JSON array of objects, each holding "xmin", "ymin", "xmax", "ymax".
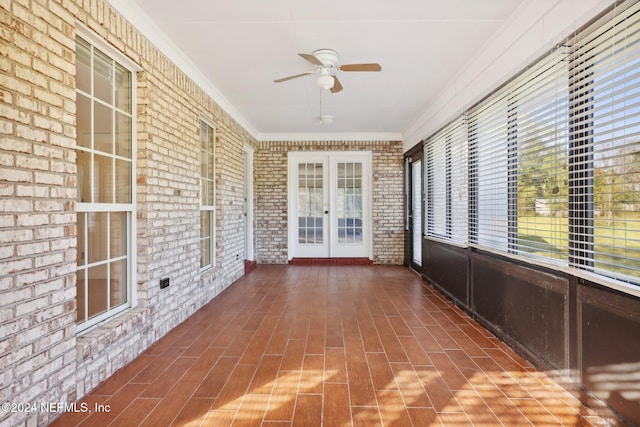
[
  {"xmin": 105, "ymin": 0, "xmax": 258, "ymax": 137},
  {"xmin": 257, "ymin": 132, "xmax": 403, "ymax": 142}
]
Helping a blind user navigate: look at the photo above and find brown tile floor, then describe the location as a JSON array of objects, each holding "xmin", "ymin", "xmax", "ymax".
[{"xmin": 51, "ymin": 265, "xmax": 616, "ymax": 426}]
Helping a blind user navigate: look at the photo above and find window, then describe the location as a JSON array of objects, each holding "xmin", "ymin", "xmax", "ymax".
[
  {"xmin": 200, "ymin": 121, "xmax": 216, "ymax": 269},
  {"xmin": 569, "ymin": 1, "xmax": 640, "ymax": 282},
  {"xmin": 513, "ymin": 48, "xmax": 569, "ymax": 264},
  {"xmin": 468, "ymin": 91, "xmax": 509, "ymax": 251},
  {"xmin": 425, "ymin": 117, "xmax": 468, "ymax": 245},
  {"xmin": 75, "ymin": 33, "xmax": 136, "ymax": 331},
  {"xmin": 423, "ymin": 0, "xmax": 640, "ymax": 291}
]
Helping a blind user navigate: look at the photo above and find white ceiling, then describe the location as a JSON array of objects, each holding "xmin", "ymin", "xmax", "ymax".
[{"xmin": 110, "ymin": 0, "xmax": 529, "ymax": 140}]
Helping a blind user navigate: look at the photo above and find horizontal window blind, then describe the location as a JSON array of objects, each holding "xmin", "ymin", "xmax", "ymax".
[
  {"xmin": 425, "ymin": 117, "xmax": 468, "ymax": 245},
  {"xmin": 468, "ymin": 89, "xmax": 509, "ymax": 252},
  {"xmin": 513, "ymin": 48, "xmax": 570, "ymax": 265},
  {"xmin": 450, "ymin": 118, "xmax": 469, "ymax": 245},
  {"xmin": 442, "ymin": 0, "xmax": 640, "ymax": 289},
  {"xmin": 568, "ymin": 0, "xmax": 640, "ymax": 283}
]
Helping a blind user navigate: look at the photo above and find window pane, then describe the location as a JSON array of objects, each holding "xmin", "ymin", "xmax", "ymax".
[
  {"xmin": 207, "ymin": 152, "xmax": 214, "ymax": 178},
  {"xmin": 115, "ymin": 111, "xmax": 131, "ymax": 158},
  {"xmin": 76, "ymin": 150, "xmax": 91, "ymax": 203},
  {"xmin": 200, "ymin": 122, "xmax": 215, "ymax": 214},
  {"xmin": 426, "ymin": 137, "xmax": 447, "ymax": 237},
  {"xmin": 94, "ymin": 153, "xmax": 113, "ymax": 203},
  {"xmin": 77, "ymin": 212, "xmax": 86, "ymax": 265},
  {"xmin": 77, "ymin": 94, "xmax": 91, "ymax": 149},
  {"xmin": 110, "ymin": 259, "xmax": 127, "ymax": 308},
  {"xmin": 201, "ymin": 179, "xmax": 213, "ymax": 206},
  {"xmin": 76, "ymin": 38, "xmax": 91, "ymax": 93},
  {"xmin": 93, "ymin": 48, "xmax": 113, "ymax": 104},
  {"xmin": 469, "ymin": 95, "xmax": 509, "ymax": 251},
  {"xmin": 592, "ymin": 60, "xmax": 640, "ymax": 280},
  {"xmin": 110, "ymin": 212, "xmax": 127, "ymax": 258},
  {"xmin": 114, "ymin": 63, "xmax": 131, "ymax": 113},
  {"xmin": 115, "ymin": 158, "xmax": 131, "ymax": 204},
  {"xmin": 76, "ymin": 268, "xmax": 86, "ymax": 324},
  {"xmin": 94, "ymin": 101, "xmax": 113, "ymax": 154},
  {"xmin": 200, "ymin": 211, "xmax": 212, "ymax": 268},
  {"xmin": 201, "ymin": 210, "xmax": 211, "ymax": 236},
  {"xmin": 200, "ymin": 237, "xmax": 211, "ymax": 268},
  {"xmin": 87, "ymin": 264, "xmax": 108, "ymax": 318},
  {"xmin": 514, "ymin": 53, "xmax": 569, "ymax": 263},
  {"xmin": 87, "ymin": 212, "xmax": 108, "ymax": 264},
  {"xmin": 200, "ymin": 123, "xmax": 206, "ymax": 148}
]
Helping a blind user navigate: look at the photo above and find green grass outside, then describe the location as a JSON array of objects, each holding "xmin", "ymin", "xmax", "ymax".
[{"xmin": 517, "ymin": 213, "xmax": 640, "ymax": 280}]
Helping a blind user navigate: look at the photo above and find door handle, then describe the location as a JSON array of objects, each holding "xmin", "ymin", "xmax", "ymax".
[{"xmin": 324, "ymin": 210, "xmax": 329, "ymax": 214}]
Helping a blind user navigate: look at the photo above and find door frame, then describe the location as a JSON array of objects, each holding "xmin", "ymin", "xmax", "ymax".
[
  {"xmin": 287, "ymin": 150, "xmax": 373, "ymax": 260},
  {"xmin": 405, "ymin": 145, "xmax": 424, "ymax": 271}
]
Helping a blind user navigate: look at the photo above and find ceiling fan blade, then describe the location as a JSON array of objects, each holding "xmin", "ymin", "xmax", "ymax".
[
  {"xmin": 273, "ymin": 71, "xmax": 313, "ymax": 83},
  {"xmin": 299, "ymin": 53, "xmax": 323, "ymax": 66},
  {"xmin": 330, "ymin": 76, "xmax": 343, "ymax": 93},
  {"xmin": 339, "ymin": 63, "xmax": 382, "ymax": 72}
]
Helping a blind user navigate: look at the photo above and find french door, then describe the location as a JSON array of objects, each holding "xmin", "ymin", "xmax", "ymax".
[{"xmin": 288, "ymin": 151, "xmax": 372, "ymax": 259}]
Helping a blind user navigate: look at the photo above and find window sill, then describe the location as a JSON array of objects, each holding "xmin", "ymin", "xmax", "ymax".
[{"xmin": 76, "ymin": 306, "xmax": 152, "ymax": 362}]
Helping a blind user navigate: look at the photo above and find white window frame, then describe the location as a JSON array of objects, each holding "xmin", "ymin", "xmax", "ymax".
[
  {"xmin": 75, "ymin": 25, "xmax": 140, "ymax": 333},
  {"xmin": 200, "ymin": 119, "xmax": 216, "ymax": 271}
]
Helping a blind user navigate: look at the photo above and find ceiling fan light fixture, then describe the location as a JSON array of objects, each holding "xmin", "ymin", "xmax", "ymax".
[{"xmin": 316, "ymin": 69, "xmax": 334, "ymax": 90}]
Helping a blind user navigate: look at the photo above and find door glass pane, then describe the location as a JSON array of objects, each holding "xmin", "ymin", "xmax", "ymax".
[
  {"xmin": 298, "ymin": 163, "xmax": 323, "ymax": 244},
  {"xmin": 412, "ymin": 160, "xmax": 422, "ymax": 265},
  {"xmin": 337, "ymin": 162, "xmax": 363, "ymax": 244}
]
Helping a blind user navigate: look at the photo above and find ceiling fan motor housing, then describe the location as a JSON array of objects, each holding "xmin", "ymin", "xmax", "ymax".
[{"xmin": 313, "ymin": 49, "xmax": 339, "ymax": 68}]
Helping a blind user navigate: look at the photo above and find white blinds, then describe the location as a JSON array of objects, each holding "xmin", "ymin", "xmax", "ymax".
[
  {"xmin": 425, "ymin": 117, "xmax": 468, "ymax": 245},
  {"xmin": 568, "ymin": 0, "xmax": 640, "ymax": 282},
  {"xmin": 513, "ymin": 49, "xmax": 570, "ymax": 264},
  {"xmin": 422, "ymin": 0, "xmax": 640, "ymax": 287},
  {"xmin": 468, "ymin": 90, "xmax": 509, "ymax": 251}
]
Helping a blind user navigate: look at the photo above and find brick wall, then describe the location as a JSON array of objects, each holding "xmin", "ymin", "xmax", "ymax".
[
  {"xmin": 1, "ymin": 1, "xmax": 253, "ymax": 425},
  {"xmin": 1, "ymin": 1, "xmax": 79, "ymax": 426},
  {"xmin": 255, "ymin": 140, "xmax": 404, "ymax": 265}
]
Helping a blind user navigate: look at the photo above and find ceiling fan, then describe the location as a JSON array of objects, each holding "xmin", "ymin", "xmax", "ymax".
[{"xmin": 274, "ymin": 49, "xmax": 381, "ymax": 93}]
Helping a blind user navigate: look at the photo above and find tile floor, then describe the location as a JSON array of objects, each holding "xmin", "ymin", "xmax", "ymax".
[{"xmin": 51, "ymin": 265, "xmax": 618, "ymax": 426}]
